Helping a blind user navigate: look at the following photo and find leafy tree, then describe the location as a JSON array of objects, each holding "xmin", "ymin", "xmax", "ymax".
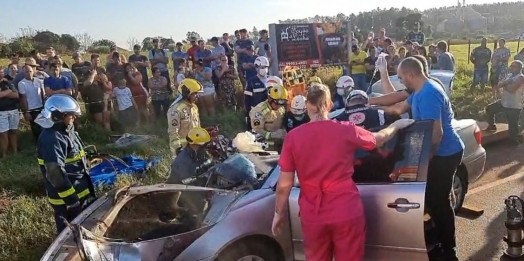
[
  {"xmin": 141, "ymin": 37, "xmax": 154, "ymax": 51},
  {"xmin": 186, "ymin": 31, "xmax": 201, "ymax": 41},
  {"xmin": 92, "ymin": 39, "xmax": 116, "ymax": 47},
  {"xmin": 251, "ymin": 26, "xmax": 259, "ymax": 41},
  {"xmin": 8, "ymin": 37, "xmax": 34, "ymax": 56},
  {"xmin": 33, "ymin": 30, "xmax": 60, "ymax": 51},
  {"xmin": 59, "ymin": 34, "xmax": 80, "ymax": 52},
  {"xmin": 0, "ymin": 43, "xmax": 11, "ymax": 58}
]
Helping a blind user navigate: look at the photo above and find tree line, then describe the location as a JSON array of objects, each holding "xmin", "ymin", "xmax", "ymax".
[{"xmin": 1, "ymin": 2, "xmax": 522, "ymax": 58}]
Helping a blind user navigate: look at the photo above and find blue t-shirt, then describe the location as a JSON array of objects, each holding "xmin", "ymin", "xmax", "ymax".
[
  {"xmin": 44, "ymin": 75, "xmax": 72, "ymax": 91},
  {"xmin": 235, "ymin": 39, "xmax": 255, "ymax": 62},
  {"xmin": 195, "ymin": 49, "xmax": 212, "ymax": 67},
  {"xmin": 171, "ymin": 51, "xmax": 188, "ymax": 71},
  {"xmin": 407, "ymin": 80, "xmax": 464, "ymax": 156},
  {"xmin": 240, "ymin": 54, "xmax": 258, "ymax": 80}
]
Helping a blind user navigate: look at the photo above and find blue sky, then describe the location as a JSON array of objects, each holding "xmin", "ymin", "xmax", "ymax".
[{"xmin": 1, "ymin": 0, "xmax": 515, "ymax": 48}]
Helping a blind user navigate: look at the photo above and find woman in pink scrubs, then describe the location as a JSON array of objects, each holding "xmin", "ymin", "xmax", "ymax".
[{"xmin": 272, "ymin": 84, "xmax": 414, "ymax": 261}]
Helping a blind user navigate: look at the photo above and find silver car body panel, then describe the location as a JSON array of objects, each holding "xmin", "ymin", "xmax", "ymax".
[
  {"xmin": 42, "ymin": 122, "xmax": 437, "ymax": 261},
  {"xmin": 371, "ymin": 69, "xmax": 455, "ymax": 97}
]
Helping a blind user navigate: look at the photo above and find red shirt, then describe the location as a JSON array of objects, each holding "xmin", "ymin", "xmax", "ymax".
[
  {"xmin": 279, "ymin": 120, "xmax": 376, "ymax": 224},
  {"xmin": 187, "ymin": 46, "xmax": 199, "ymax": 62}
]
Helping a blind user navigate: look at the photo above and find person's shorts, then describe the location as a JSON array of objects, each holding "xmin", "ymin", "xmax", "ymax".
[
  {"xmin": 473, "ymin": 68, "xmax": 488, "ymax": 86},
  {"xmin": 0, "ymin": 109, "xmax": 20, "ymax": 133},
  {"xmin": 88, "ymin": 100, "xmax": 112, "ymax": 115}
]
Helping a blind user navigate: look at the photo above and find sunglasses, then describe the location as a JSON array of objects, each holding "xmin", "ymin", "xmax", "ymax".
[{"xmin": 220, "ymin": 59, "xmax": 227, "ymax": 62}]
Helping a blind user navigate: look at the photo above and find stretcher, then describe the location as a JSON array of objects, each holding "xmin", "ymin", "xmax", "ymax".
[{"xmin": 89, "ymin": 155, "xmax": 161, "ymax": 187}]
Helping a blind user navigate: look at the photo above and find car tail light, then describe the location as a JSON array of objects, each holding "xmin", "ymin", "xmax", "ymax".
[{"xmin": 474, "ymin": 125, "xmax": 482, "ymax": 144}]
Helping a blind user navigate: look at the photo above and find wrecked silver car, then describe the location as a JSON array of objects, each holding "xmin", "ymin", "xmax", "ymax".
[{"xmin": 42, "ymin": 121, "xmax": 439, "ymax": 261}]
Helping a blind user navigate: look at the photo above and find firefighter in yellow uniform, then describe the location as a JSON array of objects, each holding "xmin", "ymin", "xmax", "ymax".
[
  {"xmin": 249, "ymin": 85, "xmax": 289, "ymax": 149},
  {"xmin": 167, "ymin": 79, "xmax": 203, "ymax": 157}
]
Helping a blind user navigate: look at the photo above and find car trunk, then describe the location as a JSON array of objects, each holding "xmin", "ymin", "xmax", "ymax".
[{"xmin": 71, "ymin": 187, "xmax": 246, "ymax": 261}]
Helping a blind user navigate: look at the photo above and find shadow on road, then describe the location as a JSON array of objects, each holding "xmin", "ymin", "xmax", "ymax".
[
  {"xmin": 466, "ymin": 184, "xmax": 524, "ymax": 261},
  {"xmin": 483, "ymin": 142, "xmax": 524, "ymax": 180}
]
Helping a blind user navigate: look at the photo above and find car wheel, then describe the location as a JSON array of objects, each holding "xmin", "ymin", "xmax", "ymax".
[
  {"xmin": 450, "ymin": 168, "xmax": 468, "ymax": 212},
  {"xmin": 216, "ymin": 240, "xmax": 280, "ymax": 261}
]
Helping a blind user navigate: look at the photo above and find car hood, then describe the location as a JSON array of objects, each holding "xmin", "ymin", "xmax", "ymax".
[{"xmin": 41, "ymin": 184, "xmax": 247, "ymax": 261}]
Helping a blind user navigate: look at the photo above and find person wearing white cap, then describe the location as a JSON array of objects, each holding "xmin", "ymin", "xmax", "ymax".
[
  {"xmin": 334, "ymin": 89, "xmax": 397, "ymax": 130},
  {"xmin": 332, "ymin": 75, "xmax": 355, "ymax": 111}
]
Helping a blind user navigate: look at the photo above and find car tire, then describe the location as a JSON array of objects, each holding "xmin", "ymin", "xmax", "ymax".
[
  {"xmin": 451, "ymin": 168, "xmax": 468, "ymax": 212},
  {"xmin": 215, "ymin": 239, "xmax": 281, "ymax": 261}
]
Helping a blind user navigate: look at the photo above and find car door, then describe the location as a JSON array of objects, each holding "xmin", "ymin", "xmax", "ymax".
[{"xmin": 287, "ymin": 120, "xmax": 433, "ymax": 261}]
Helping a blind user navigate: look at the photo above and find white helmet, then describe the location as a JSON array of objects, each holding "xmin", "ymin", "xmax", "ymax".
[
  {"xmin": 290, "ymin": 95, "xmax": 307, "ymax": 115},
  {"xmin": 265, "ymin": 76, "xmax": 283, "ymax": 88},
  {"xmin": 254, "ymin": 56, "xmax": 270, "ymax": 67},
  {"xmin": 336, "ymin": 76, "xmax": 355, "ymax": 89},
  {"xmin": 346, "ymin": 90, "xmax": 369, "ymax": 106}
]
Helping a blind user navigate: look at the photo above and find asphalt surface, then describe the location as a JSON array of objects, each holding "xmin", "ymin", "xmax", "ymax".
[{"xmin": 457, "ymin": 171, "xmax": 524, "ymax": 261}]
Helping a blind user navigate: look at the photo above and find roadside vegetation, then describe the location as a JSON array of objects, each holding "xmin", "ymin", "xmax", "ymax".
[{"xmin": 0, "ymin": 41, "xmax": 520, "ymax": 260}]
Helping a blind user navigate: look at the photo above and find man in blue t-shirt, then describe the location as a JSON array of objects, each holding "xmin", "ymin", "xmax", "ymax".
[
  {"xmin": 235, "ymin": 28, "xmax": 255, "ymax": 87},
  {"xmin": 384, "ymin": 57, "xmax": 464, "ymax": 261},
  {"xmin": 44, "ymin": 63, "xmax": 73, "ymax": 97},
  {"xmin": 241, "ymin": 45, "xmax": 259, "ymax": 82},
  {"xmin": 171, "ymin": 42, "xmax": 188, "ymax": 73}
]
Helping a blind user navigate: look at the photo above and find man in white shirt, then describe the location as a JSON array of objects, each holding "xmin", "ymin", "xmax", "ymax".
[{"xmin": 18, "ymin": 65, "xmax": 46, "ymax": 141}]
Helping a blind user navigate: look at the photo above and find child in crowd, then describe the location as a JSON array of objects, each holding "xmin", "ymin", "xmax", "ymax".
[{"xmin": 112, "ymin": 77, "xmax": 138, "ymax": 129}]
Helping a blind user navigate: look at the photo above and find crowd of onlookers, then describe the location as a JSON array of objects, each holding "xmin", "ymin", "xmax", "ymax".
[
  {"xmin": 347, "ymin": 25, "xmax": 455, "ymax": 91},
  {"xmin": 0, "ymin": 28, "xmax": 273, "ymax": 158},
  {"xmin": 1, "ymin": 23, "xmax": 524, "ymax": 158}
]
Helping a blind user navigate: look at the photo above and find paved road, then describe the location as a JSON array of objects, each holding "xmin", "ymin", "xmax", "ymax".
[{"xmin": 457, "ymin": 172, "xmax": 524, "ymax": 261}]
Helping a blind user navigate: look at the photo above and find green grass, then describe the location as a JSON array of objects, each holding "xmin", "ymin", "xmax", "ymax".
[{"xmin": 0, "ymin": 41, "xmax": 521, "ymax": 260}]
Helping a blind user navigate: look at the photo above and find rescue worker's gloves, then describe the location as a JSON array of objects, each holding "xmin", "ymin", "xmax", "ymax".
[
  {"xmin": 66, "ymin": 201, "xmax": 83, "ymax": 220},
  {"xmin": 390, "ymin": 119, "xmax": 415, "ymax": 130},
  {"xmin": 269, "ymin": 129, "xmax": 287, "ymax": 140}
]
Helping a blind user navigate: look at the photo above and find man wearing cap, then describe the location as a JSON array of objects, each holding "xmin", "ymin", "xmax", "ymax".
[
  {"xmin": 235, "ymin": 29, "xmax": 255, "ymax": 87},
  {"xmin": 128, "ymin": 44, "xmax": 150, "ymax": 89},
  {"xmin": 13, "ymin": 58, "xmax": 49, "ymax": 87},
  {"xmin": 241, "ymin": 45, "xmax": 259, "ymax": 83},
  {"xmin": 349, "ymin": 45, "xmax": 368, "ymax": 91},
  {"xmin": 335, "ymin": 90, "xmax": 397, "ymax": 130},
  {"xmin": 171, "ymin": 42, "xmax": 188, "ymax": 74}
]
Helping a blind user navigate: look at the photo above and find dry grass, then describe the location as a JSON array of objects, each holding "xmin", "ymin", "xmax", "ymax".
[{"xmin": 0, "ymin": 41, "xmax": 521, "ymax": 260}]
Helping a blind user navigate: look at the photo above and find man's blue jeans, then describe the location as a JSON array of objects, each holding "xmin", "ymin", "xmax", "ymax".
[
  {"xmin": 472, "ymin": 68, "xmax": 488, "ymax": 87},
  {"xmin": 351, "ymin": 74, "xmax": 368, "ymax": 91}
]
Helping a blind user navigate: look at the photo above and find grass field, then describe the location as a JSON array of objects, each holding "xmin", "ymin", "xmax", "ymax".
[{"xmin": 0, "ymin": 41, "xmax": 521, "ymax": 260}]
